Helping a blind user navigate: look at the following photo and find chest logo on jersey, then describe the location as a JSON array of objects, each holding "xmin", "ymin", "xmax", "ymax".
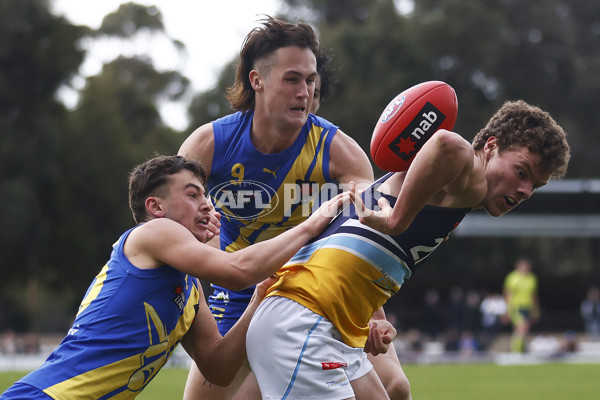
[
  {"xmin": 173, "ymin": 285, "xmax": 185, "ymax": 312},
  {"xmin": 209, "ymin": 180, "xmax": 279, "ymax": 219},
  {"xmin": 262, "ymin": 167, "xmax": 280, "ymax": 178}
]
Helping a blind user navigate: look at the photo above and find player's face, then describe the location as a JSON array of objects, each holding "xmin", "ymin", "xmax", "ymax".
[
  {"xmin": 160, "ymin": 170, "xmax": 212, "ymax": 242},
  {"xmin": 481, "ymin": 139, "xmax": 550, "ymax": 217},
  {"xmin": 257, "ymin": 46, "xmax": 317, "ymax": 132}
]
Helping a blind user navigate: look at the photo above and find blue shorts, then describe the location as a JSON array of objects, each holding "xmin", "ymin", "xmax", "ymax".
[
  {"xmin": 0, "ymin": 382, "xmax": 52, "ymax": 400},
  {"xmin": 208, "ymin": 285, "xmax": 254, "ymax": 335}
]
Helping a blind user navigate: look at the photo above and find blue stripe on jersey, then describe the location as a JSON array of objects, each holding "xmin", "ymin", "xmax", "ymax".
[
  {"xmin": 313, "ymin": 233, "xmax": 409, "ymax": 285},
  {"xmin": 336, "ymin": 219, "xmax": 408, "ymax": 258},
  {"xmin": 286, "ymin": 237, "xmax": 330, "ymax": 264}
]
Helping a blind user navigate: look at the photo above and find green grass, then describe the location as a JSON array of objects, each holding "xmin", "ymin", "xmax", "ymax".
[
  {"xmin": 2, "ymin": 363, "xmax": 600, "ymax": 399},
  {"xmin": 404, "ymin": 363, "xmax": 600, "ymax": 400}
]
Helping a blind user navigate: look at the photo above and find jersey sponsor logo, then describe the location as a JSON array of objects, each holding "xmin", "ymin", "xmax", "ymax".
[
  {"xmin": 212, "ymin": 290, "xmax": 230, "ymax": 304},
  {"xmin": 172, "ymin": 285, "xmax": 185, "ymax": 312},
  {"xmin": 262, "ymin": 167, "xmax": 280, "ymax": 178},
  {"xmin": 326, "ymin": 376, "xmax": 350, "ymax": 388},
  {"xmin": 388, "ymin": 101, "xmax": 446, "ymax": 161},
  {"xmin": 67, "ymin": 325, "xmax": 80, "ymax": 336},
  {"xmin": 380, "ymin": 94, "xmax": 405, "ymax": 123},
  {"xmin": 321, "ymin": 362, "xmax": 348, "ymax": 370}
]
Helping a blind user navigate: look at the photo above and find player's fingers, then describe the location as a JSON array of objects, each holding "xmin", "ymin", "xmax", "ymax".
[
  {"xmin": 321, "ymin": 192, "xmax": 349, "ymax": 218},
  {"xmin": 377, "ymin": 196, "xmax": 391, "ymax": 211},
  {"xmin": 369, "ymin": 322, "xmax": 390, "ymax": 355},
  {"xmin": 254, "ymin": 276, "xmax": 278, "ymax": 299},
  {"xmin": 350, "ymin": 182, "xmax": 372, "ymax": 219}
]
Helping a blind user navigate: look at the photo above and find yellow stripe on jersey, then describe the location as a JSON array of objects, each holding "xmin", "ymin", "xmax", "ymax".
[
  {"xmin": 45, "ymin": 281, "xmax": 199, "ymax": 399},
  {"xmin": 77, "ymin": 264, "xmax": 108, "ymax": 317},
  {"xmin": 225, "ymin": 126, "xmax": 332, "ymax": 252},
  {"xmin": 267, "ymin": 247, "xmax": 401, "ymax": 348}
]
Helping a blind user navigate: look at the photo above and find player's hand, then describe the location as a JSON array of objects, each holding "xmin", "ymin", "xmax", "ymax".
[
  {"xmin": 251, "ymin": 276, "xmax": 278, "ymax": 304},
  {"xmin": 364, "ymin": 320, "xmax": 396, "ymax": 356},
  {"xmin": 305, "ymin": 191, "xmax": 350, "ymax": 237},
  {"xmin": 349, "ymin": 181, "xmax": 395, "ymax": 235},
  {"xmin": 205, "ymin": 197, "xmax": 222, "ymax": 240}
]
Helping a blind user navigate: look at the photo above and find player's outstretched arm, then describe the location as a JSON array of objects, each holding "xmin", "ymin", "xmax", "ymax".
[
  {"xmin": 180, "ymin": 277, "xmax": 276, "ymax": 386},
  {"xmin": 353, "ymin": 130, "xmax": 476, "ymax": 235},
  {"xmin": 137, "ymin": 191, "xmax": 349, "ymax": 291}
]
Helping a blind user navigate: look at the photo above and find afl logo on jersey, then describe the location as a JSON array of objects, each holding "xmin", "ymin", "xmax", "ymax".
[
  {"xmin": 380, "ymin": 94, "xmax": 405, "ymax": 123},
  {"xmin": 209, "ymin": 180, "xmax": 278, "ymax": 220}
]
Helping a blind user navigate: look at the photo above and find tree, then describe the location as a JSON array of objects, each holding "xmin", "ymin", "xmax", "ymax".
[
  {"xmin": 0, "ymin": 0, "xmax": 88, "ymax": 332},
  {"xmin": 282, "ymin": 0, "xmax": 600, "ymax": 177},
  {"xmin": 0, "ymin": 1, "xmax": 191, "ymax": 333}
]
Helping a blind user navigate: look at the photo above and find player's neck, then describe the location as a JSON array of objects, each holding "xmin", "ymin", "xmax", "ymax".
[{"xmin": 250, "ymin": 118, "xmax": 301, "ymax": 154}]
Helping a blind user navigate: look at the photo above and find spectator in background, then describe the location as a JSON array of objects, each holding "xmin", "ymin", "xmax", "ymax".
[
  {"xmin": 479, "ymin": 292, "xmax": 507, "ymax": 350},
  {"xmin": 447, "ymin": 286, "xmax": 466, "ymax": 333},
  {"xmin": 503, "ymin": 258, "xmax": 540, "ymax": 353},
  {"xmin": 421, "ymin": 289, "xmax": 444, "ymax": 340},
  {"xmin": 580, "ymin": 286, "xmax": 600, "ymax": 341},
  {"xmin": 463, "ymin": 290, "xmax": 483, "ymax": 335}
]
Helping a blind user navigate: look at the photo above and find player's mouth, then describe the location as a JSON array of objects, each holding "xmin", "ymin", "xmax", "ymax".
[
  {"xmin": 197, "ymin": 217, "xmax": 209, "ymax": 227},
  {"xmin": 505, "ymin": 196, "xmax": 517, "ymax": 208},
  {"xmin": 290, "ymin": 106, "xmax": 306, "ymax": 113}
]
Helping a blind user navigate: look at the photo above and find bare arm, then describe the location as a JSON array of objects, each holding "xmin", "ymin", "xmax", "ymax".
[
  {"xmin": 127, "ymin": 192, "xmax": 348, "ymax": 290},
  {"xmin": 353, "ymin": 130, "xmax": 481, "ymax": 235},
  {"xmin": 178, "ymin": 123, "xmax": 215, "ymax": 177},
  {"xmin": 329, "ymin": 129, "xmax": 374, "ymax": 186},
  {"xmin": 180, "ymin": 277, "xmax": 275, "ymax": 386}
]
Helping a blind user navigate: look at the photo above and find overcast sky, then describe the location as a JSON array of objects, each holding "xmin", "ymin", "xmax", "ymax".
[{"xmin": 51, "ymin": 0, "xmax": 280, "ymax": 129}]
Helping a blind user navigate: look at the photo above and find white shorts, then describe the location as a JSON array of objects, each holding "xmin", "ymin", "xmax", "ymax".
[{"xmin": 247, "ymin": 296, "xmax": 373, "ymax": 400}]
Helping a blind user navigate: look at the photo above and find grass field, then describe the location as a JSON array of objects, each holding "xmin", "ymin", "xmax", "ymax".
[{"xmin": 2, "ymin": 363, "xmax": 600, "ymax": 399}]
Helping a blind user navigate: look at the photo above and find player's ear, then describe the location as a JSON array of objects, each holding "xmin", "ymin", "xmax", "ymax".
[
  {"xmin": 483, "ymin": 136, "xmax": 498, "ymax": 159},
  {"xmin": 249, "ymin": 70, "xmax": 263, "ymax": 92},
  {"xmin": 146, "ymin": 197, "xmax": 165, "ymax": 218}
]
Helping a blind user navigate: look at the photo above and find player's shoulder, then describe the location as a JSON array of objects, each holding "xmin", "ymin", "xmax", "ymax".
[
  {"xmin": 308, "ymin": 113, "xmax": 339, "ymax": 131},
  {"xmin": 214, "ymin": 110, "xmax": 247, "ymax": 126},
  {"xmin": 129, "ymin": 219, "xmax": 186, "ymax": 244}
]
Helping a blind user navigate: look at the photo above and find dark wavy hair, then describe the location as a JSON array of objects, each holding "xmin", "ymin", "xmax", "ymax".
[
  {"xmin": 226, "ymin": 16, "xmax": 320, "ymax": 112},
  {"xmin": 128, "ymin": 155, "xmax": 206, "ymax": 224},
  {"xmin": 472, "ymin": 100, "xmax": 570, "ymax": 178},
  {"xmin": 316, "ymin": 46, "xmax": 339, "ymax": 104}
]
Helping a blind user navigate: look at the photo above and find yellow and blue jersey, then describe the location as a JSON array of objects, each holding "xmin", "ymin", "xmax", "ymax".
[
  {"xmin": 207, "ymin": 111, "xmax": 339, "ymax": 334},
  {"xmin": 504, "ymin": 271, "xmax": 538, "ymax": 309},
  {"xmin": 14, "ymin": 227, "xmax": 199, "ymax": 399},
  {"xmin": 267, "ymin": 173, "xmax": 471, "ymax": 347}
]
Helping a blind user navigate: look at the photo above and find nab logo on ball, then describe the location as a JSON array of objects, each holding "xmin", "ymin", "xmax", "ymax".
[{"xmin": 388, "ymin": 102, "xmax": 446, "ymax": 162}]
